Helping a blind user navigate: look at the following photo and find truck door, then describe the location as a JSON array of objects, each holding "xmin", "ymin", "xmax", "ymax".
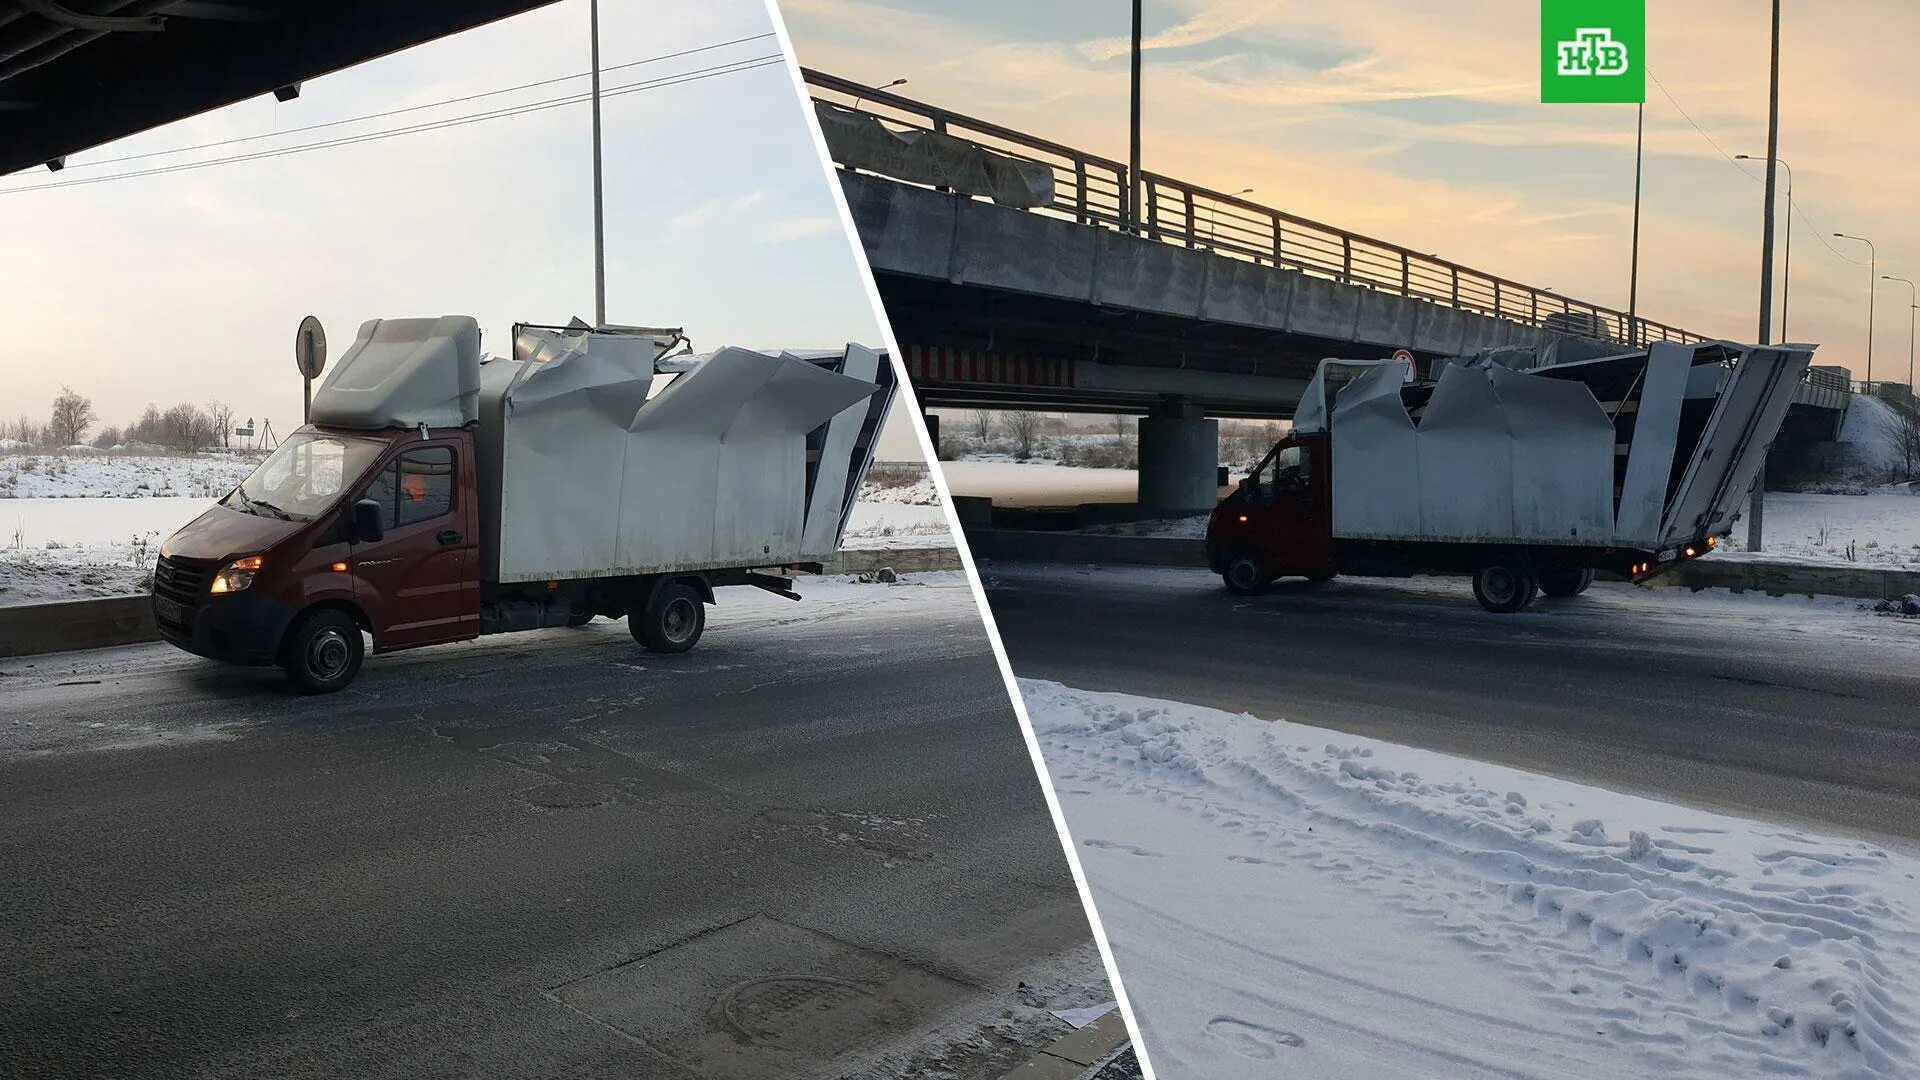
[
  {"xmin": 350, "ymin": 441, "xmax": 479, "ymax": 651},
  {"xmin": 1268, "ymin": 436, "xmax": 1335, "ymax": 576}
]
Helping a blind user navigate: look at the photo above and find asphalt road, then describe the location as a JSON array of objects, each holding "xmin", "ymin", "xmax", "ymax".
[
  {"xmin": 981, "ymin": 562, "xmax": 1920, "ymax": 847},
  {"xmin": 0, "ymin": 578, "xmax": 1107, "ymax": 1080}
]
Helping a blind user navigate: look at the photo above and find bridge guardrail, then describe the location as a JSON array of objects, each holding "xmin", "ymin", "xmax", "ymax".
[{"xmin": 806, "ymin": 69, "xmax": 1709, "ymax": 350}]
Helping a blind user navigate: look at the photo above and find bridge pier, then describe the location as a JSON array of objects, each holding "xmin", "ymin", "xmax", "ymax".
[{"xmin": 1138, "ymin": 398, "xmax": 1220, "ymax": 514}]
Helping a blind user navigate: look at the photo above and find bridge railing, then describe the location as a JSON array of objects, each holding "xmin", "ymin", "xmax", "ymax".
[{"xmin": 805, "ymin": 69, "xmax": 1711, "ymax": 349}]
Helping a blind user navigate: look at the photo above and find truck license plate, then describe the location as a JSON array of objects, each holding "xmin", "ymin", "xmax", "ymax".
[{"xmin": 154, "ymin": 596, "xmax": 184, "ymax": 624}]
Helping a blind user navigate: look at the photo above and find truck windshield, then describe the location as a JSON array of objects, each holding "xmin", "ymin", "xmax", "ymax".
[{"xmin": 225, "ymin": 432, "xmax": 385, "ymax": 521}]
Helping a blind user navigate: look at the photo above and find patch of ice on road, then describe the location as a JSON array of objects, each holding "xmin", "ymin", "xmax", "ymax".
[
  {"xmin": 1026, "ymin": 679, "xmax": 1920, "ymax": 1079},
  {"xmin": 1050, "ymin": 1001, "xmax": 1118, "ymax": 1028}
]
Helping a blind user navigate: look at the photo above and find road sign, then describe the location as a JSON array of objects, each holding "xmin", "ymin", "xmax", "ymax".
[
  {"xmin": 1392, "ymin": 349, "xmax": 1414, "ymax": 364},
  {"xmin": 295, "ymin": 315, "xmax": 327, "ymax": 380}
]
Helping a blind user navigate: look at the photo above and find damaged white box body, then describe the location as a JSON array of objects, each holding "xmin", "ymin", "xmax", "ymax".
[
  {"xmin": 1296, "ymin": 341, "xmax": 1813, "ymax": 551},
  {"xmin": 313, "ymin": 316, "xmax": 895, "ymax": 584}
]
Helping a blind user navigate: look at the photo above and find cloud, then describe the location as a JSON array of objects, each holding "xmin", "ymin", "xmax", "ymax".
[
  {"xmin": 1077, "ymin": 1, "xmax": 1276, "ymax": 63},
  {"xmin": 665, "ymin": 189, "xmax": 770, "ymax": 234},
  {"xmin": 768, "ymin": 215, "xmax": 840, "ymax": 242}
]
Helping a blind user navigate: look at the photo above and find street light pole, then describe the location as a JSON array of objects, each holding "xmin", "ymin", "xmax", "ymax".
[
  {"xmin": 1629, "ymin": 102, "xmax": 1643, "ymax": 348},
  {"xmin": 1884, "ymin": 276, "xmax": 1917, "ymax": 394},
  {"xmin": 851, "ymin": 77, "xmax": 907, "ymax": 111},
  {"xmin": 1835, "ymin": 232, "xmax": 1878, "ymax": 386},
  {"xmin": 590, "ymin": 0, "xmax": 605, "ymax": 327},
  {"xmin": 1749, "ymin": 0, "xmax": 1780, "ymax": 553},
  {"xmin": 1129, "ymin": 0, "xmax": 1142, "ymax": 232},
  {"xmin": 1737, "ymin": 154, "xmax": 1792, "ymax": 340}
]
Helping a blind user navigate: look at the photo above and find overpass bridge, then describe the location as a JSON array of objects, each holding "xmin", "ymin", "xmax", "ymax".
[{"xmin": 805, "ymin": 70, "xmax": 1851, "ymax": 509}]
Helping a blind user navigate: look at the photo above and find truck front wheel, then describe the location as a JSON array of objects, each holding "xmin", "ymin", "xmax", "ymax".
[
  {"xmin": 1472, "ymin": 556, "xmax": 1538, "ymax": 614},
  {"xmin": 1221, "ymin": 553, "xmax": 1269, "ymax": 596},
  {"xmin": 632, "ymin": 583, "xmax": 705, "ymax": 653},
  {"xmin": 281, "ymin": 608, "xmax": 365, "ymax": 694},
  {"xmin": 1538, "ymin": 566, "xmax": 1594, "ymax": 598}
]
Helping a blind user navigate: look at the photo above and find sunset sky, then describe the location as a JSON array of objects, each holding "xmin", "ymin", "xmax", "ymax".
[
  {"xmin": 0, "ymin": 0, "xmax": 916, "ymax": 453},
  {"xmin": 781, "ymin": 0, "xmax": 1920, "ymax": 385}
]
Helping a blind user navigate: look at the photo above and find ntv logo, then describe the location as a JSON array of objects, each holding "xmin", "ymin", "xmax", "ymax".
[
  {"xmin": 1556, "ymin": 28, "xmax": 1630, "ymax": 76},
  {"xmin": 1541, "ymin": 1, "xmax": 1642, "ymax": 102}
]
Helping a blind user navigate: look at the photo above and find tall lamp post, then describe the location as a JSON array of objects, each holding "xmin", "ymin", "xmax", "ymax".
[
  {"xmin": 1749, "ymin": 0, "xmax": 1781, "ymax": 553},
  {"xmin": 589, "ymin": 0, "xmax": 605, "ymax": 326},
  {"xmin": 1129, "ymin": 0, "xmax": 1143, "ymax": 232},
  {"xmin": 1629, "ymin": 102, "xmax": 1643, "ymax": 348},
  {"xmin": 1835, "ymin": 232, "xmax": 1878, "ymax": 386},
  {"xmin": 1736, "ymin": 154, "xmax": 1793, "ymax": 340},
  {"xmin": 1884, "ymin": 275, "xmax": 1917, "ymax": 394}
]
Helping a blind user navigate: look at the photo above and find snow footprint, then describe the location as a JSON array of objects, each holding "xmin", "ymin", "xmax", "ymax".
[{"xmin": 1204, "ymin": 1016, "xmax": 1305, "ymax": 1059}]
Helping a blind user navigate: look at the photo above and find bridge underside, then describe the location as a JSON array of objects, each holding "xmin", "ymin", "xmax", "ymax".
[{"xmin": 1, "ymin": 0, "xmax": 560, "ymax": 176}]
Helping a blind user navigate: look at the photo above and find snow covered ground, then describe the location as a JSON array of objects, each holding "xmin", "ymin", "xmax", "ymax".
[
  {"xmin": 1029, "ymin": 680, "xmax": 1920, "ymax": 1079},
  {"xmin": 0, "ymin": 451, "xmax": 260, "ymax": 500},
  {"xmin": 939, "ymin": 461, "xmax": 1145, "ymax": 508},
  {"xmin": 1713, "ymin": 489, "xmax": 1920, "ymax": 571}
]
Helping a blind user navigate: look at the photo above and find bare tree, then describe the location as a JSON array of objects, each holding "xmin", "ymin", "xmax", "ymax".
[
  {"xmin": 1899, "ymin": 402, "xmax": 1920, "ymax": 480},
  {"xmin": 1002, "ymin": 410, "xmax": 1042, "ymax": 460},
  {"xmin": 161, "ymin": 402, "xmax": 214, "ymax": 451},
  {"xmin": 206, "ymin": 399, "xmax": 235, "ymax": 449},
  {"xmin": 132, "ymin": 403, "xmax": 165, "ymax": 446},
  {"xmin": 970, "ymin": 409, "xmax": 994, "ymax": 441},
  {"xmin": 1110, "ymin": 413, "xmax": 1134, "ymax": 447},
  {"xmin": 9, "ymin": 414, "xmax": 41, "ymax": 446},
  {"xmin": 92, "ymin": 425, "xmax": 123, "ymax": 450},
  {"xmin": 47, "ymin": 386, "xmax": 96, "ymax": 448}
]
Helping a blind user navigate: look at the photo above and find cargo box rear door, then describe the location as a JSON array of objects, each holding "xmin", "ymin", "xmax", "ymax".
[{"xmin": 1658, "ymin": 345, "xmax": 1810, "ymax": 547}]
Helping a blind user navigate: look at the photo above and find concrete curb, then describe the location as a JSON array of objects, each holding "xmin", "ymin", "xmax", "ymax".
[
  {"xmin": 963, "ymin": 528, "xmax": 1920, "ymax": 602},
  {"xmin": 998, "ymin": 1009, "xmax": 1132, "ymax": 1080},
  {"xmin": 0, "ymin": 546, "xmax": 965, "ymax": 660},
  {"xmin": 0, "ymin": 595, "xmax": 155, "ymax": 659}
]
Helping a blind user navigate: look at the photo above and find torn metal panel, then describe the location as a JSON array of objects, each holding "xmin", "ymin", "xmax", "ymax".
[
  {"xmin": 490, "ymin": 342, "xmax": 880, "ymax": 583},
  {"xmin": 801, "ymin": 344, "xmax": 884, "ymax": 553},
  {"xmin": 1612, "ymin": 343, "xmax": 1691, "ymax": 547},
  {"xmin": 1294, "ymin": 357, "xmax": 1411, "ymax": 434},
  {"xmin": 1414, "ymin": 365, "xmax": 1516, "ymax": 543},
  {"xmin": 1485, "ymin": 365, "xmax": 1615, "ymax": 544},
  {"xmin": 1329, "ymin": 362, "xmax": 1421, "ymax": 539},
  {"xmin": 1660, "ymin": 345, "xmax": 1810, "ymax": 546},
  {"xmin": 310, "ymin": 316, "xmax": 481, "ymax": 429}
]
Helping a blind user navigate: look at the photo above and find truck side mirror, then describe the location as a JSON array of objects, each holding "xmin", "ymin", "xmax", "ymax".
[{"xmin": 350, "ymin": 499, "xmax": 385, "ymax": 544}]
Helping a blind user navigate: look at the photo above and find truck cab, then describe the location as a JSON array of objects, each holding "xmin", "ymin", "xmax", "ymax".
[
  {"xmin": 1206, "ymin": 431, "xmax": 1336, "ymax": 593},
  {"xmin": 153, "ymin": 425, "xmax": 483, "ymax": 692}
]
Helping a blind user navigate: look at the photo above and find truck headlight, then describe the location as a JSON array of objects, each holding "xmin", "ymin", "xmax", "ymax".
[{"xmin": 210, "ymin": 555, "xmax": 264, "ymax": 594}]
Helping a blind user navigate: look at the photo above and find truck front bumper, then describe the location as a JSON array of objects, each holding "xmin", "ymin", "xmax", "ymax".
[{"xmin": 153, "ymin": 589, "xmax": 297, "ymax": 666}]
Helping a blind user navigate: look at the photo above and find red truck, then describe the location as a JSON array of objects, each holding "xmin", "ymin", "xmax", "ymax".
[
  {"xmin": 1206, "ymin": 341, "xmax": 1811, "ymax": 612},
  {"xmin": 154, "ymin": 317, "xmax": 895, "ymax": 692}
]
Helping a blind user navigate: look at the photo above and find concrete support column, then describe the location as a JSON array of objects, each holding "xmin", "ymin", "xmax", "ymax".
[
  {"xmin": 922, "ymin": 411, "xmax": 940, "ymax": 459},
  {"xmin": 1137, "ymin": 399, "xmax": 1219, "ymax": 513}
]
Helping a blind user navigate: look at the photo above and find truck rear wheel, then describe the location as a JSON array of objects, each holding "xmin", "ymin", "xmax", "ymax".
[
  {"xmin": 632, "ymin": 583, "xmax": 705, "ymax": 653},
  {"xmin": 281, "ymin": 608, "xmax": 364, "ymax": 694},
  {"xmin": 1472, "ymin": 555, "xmax": 1538, "ymax": 614},
  {"xmin": 1539, "ymin": 566, "xmax": 1594, "ymax": 598},
  {"xmin": 1221, "ymin": 554, "xmax": 1269, "ymax": 596}
]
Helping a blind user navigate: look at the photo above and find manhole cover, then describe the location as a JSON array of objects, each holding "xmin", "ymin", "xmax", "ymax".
[{"xmin": 551, "ymin": 915, "xmax": 970, "ymax": 1079}]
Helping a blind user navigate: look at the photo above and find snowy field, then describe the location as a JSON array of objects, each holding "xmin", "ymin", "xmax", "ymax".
[
  {"xmin": 1713, "ymin": 489, "xmax": 1920, "ymax": 571},
  {"xmin": 0, "ymin": 450, "xmax": 951, "ymax": 606},
  {"xmin": 939, "ymin": 460, "xmax": 1144, "ymax": 508},
  {"xmin": 1030, "ymin": 680, "xmax": 1920, "ymax": 1079}
]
